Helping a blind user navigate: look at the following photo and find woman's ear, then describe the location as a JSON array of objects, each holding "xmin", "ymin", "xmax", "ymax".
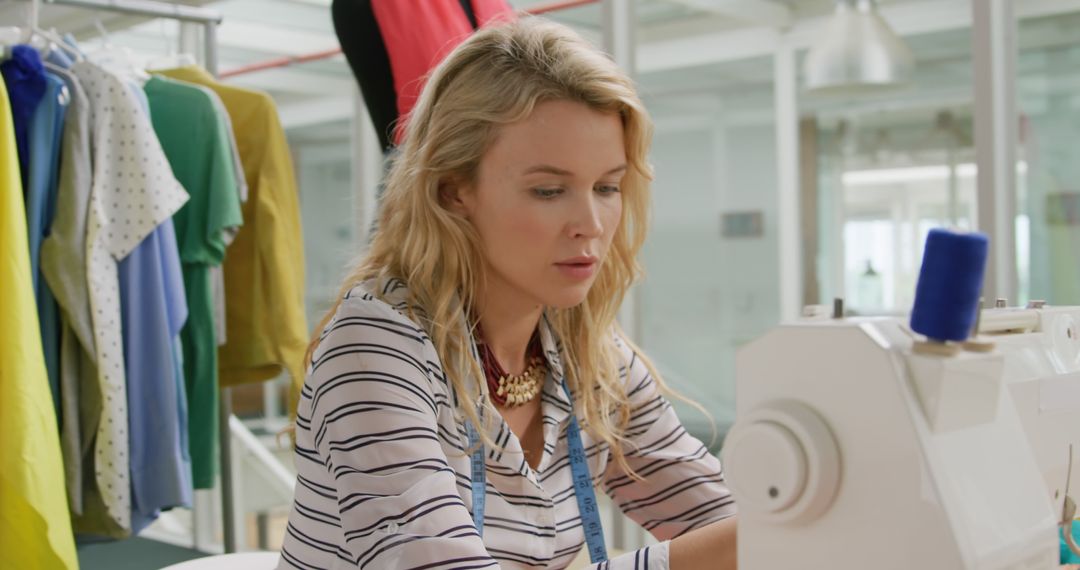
[{"xmin": 439, "ymin": 179, "xmax": 472, "ymax": 217}]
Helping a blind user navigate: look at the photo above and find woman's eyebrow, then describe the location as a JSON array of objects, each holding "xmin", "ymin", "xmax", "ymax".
[
  {"xmin": 523, "ymin": 164, "xmax": 572, "ymax": 176},
  {"xmin": 522, "ymin": 164, "xmax": 628, "ymax": 176}
]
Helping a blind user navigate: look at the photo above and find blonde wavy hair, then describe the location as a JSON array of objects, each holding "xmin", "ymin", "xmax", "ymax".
[{"xmin": 307, "ymin": 16, "xmax": 688, "ymax": 478}]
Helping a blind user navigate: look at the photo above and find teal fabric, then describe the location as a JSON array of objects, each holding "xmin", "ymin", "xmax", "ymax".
[{"xmin": 1063, "ymin": 522, "xmax": 1080, "ymax": 564}]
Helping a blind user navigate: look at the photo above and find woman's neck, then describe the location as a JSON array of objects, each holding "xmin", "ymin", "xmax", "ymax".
[{"xmin": 475, "ymin": 289, "xmax": 544, "ymax": 375}]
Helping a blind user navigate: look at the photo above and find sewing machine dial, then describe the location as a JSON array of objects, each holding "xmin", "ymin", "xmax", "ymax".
[
  {"xmin": 722, "ymin": 399, "xmax": 841, "ymax": 525},
  {"xmin": 1050, "ymin": 314, "xmax": 1080, "ymax": 371}
]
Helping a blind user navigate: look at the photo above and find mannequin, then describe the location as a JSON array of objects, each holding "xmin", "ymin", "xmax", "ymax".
[{"xmin": 331, "ymin": 0, "xmax": 513, "ymax": 152}]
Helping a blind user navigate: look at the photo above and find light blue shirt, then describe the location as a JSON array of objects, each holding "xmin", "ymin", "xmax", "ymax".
[
  {"xmin": 119, "ymin": 83, "xmax": 192, "ymax": 533},
  {"xmin": 27, "ymin": 69, "xmax": 69, "ymax": 414},
  {"xmin": 45, "ymin": 46, "xmax": 74, "ymax": 69}
]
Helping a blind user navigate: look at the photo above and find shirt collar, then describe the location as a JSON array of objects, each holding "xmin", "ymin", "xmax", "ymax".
[
  {"xmin": 153, "ymin": 64, "xmax": 215, "ymax": 85},
  {"xmin": 537, "ymin": 311, "xmax": 572, "ymax": 409},
  {"xmin": 362, "ymin": 279, "xmax": 578, "ymax": 478}
]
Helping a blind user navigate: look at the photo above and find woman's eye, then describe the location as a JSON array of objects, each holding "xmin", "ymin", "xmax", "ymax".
[
  {"xmin": 596, "ymin": 185, "xmax": 621, "ymax": 195},
  {"xmin": 533, "ymin": 187, "xmax": 563, "ymax": 199}
]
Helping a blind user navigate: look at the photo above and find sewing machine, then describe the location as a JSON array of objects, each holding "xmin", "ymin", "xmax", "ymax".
[{"xmin": 722, "ymin": 304, "xmax": 1080, "ymax": 569}]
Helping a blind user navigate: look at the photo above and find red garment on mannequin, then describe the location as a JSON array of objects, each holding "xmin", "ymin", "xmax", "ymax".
[{"xmin": 370, "ymin": 0, "xmax": 515, "ymax": 144}]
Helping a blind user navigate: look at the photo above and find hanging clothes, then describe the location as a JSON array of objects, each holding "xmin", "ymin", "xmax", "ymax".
[
  {"xmin": 26, "ymin": 67, "xmax": 70, "ymax": 417},
  {"xmin": 120, "ymin": 83, "xmax": 195, "ymax": 532},
  {"xmin": 0, "ymin": 72, "xmax": 78, "ymax": 570},
  {"xmin": 156, "ymin": 65, "xmax": 309, "ymax": 410},
  {"xmin": 119, "ymin": 217, "xmax": 192, "ymax": 531},
  {"xmin": 213, "ymin": 94, "xmax": 249, "ymax": 205},
  {"xmin": 209, "ymin": 92, "xmax": 248, "ymax": 348},
  {"xmin": 40, "ymin": 59, "xmax": 98, "ymax": 517},
  {"xmin": 144, "ymin": 75, "xmax": 242, "ymax": 490},
  {"xmin": 0, "ymin": 44, "xmax": 46, "ymax": 188},
  {"xmin": 70, "ymin": 60, "xmax": 189, "ymax": 536},
  {"xmin": 46, "ymin": 45, "xmax": 75, "ymax": 69}
]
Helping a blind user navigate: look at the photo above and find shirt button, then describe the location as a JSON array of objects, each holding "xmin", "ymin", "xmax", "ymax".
[{"xmin": 386, "ymin": 522, "xmax": 399, "ymax": 534}]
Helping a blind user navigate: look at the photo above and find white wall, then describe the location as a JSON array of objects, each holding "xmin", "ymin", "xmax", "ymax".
[
  {"xmin": 641, "ymin": 118, "xmax": 779, "ymax": 441},
  {"xmin": 294, "ymin": 140, "xmax": 356, "ymax": 325}
]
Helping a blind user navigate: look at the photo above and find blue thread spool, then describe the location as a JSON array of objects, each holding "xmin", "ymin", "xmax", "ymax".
[{"xmin": 910, "ymin": 229, "xmax": 989, "ymax": 343}]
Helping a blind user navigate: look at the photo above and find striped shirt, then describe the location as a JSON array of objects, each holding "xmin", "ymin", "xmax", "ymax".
[{"xmin": 278, "ymin": 279, "xmax": 736, "ymax": 569}]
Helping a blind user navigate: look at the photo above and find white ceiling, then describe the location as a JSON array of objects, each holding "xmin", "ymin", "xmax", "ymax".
[{"xmin": 3, "ymin": 0, "xmax": 1080, "ymax": 137}]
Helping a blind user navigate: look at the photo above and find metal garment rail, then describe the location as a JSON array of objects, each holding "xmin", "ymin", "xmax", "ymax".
[
  {"xmin": 219, "ymin": 0, "xmax": 602, "ymax": 78},
  {"xmin": 45, "ymin": 0, "xmax": 221, "ymax": 74},
  {"xmin": 41, "ymin": 0, "xmax": 239, "ymax": 554}
]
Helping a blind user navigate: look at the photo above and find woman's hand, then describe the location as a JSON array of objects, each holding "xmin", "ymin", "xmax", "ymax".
[{"xmin": 668, "ymin": 515, "xmax": 737, "ymax": 570}]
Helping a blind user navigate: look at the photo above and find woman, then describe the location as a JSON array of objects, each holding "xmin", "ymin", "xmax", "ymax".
[{"xmin": 277, "ymin": 16, "xmax": 737, "ymax": 570}]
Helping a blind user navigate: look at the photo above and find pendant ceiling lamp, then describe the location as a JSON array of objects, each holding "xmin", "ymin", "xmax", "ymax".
[{"xmin": 803, "ymin": 0, "xmax": 914, "ymax": 95}]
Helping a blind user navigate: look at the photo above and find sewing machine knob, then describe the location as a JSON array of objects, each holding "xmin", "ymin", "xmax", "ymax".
[
  {"xmin": 723, "ymin": 421, "xmax": 806, "ymax": 512},
  {"xmin": 1051, "ymin": 314, "xmax": 1080, "ymax": 368},
  {"xmin": 722, "ymin": 400, "xmax": 841, "ymax": 525}
]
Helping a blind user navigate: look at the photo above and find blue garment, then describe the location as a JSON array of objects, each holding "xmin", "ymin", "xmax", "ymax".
[
  {"xmin": 45, "ymin": 47, "xmax": 74, "ymax": 69},
  {"xmin": 172, "ymin": 335, "xmax": 191, "ymax": 495},
  {"xmin": 118, "ymin": 83, "xmax": 192, "ymax": 533},
  {"xmin": 0, "ymin": 45, "xmax": 46, "ymax": 189},
  {"xmin": 27, "ymin": 73, "xmax": 67, "ymax": 286},
  {"xmin": 119, "ymin": 220, "xmax": 192, "ymax": 533},
  {"xmin": 61, "ymin": 34, "xmax": 84, "ymax": 59},
  {"xmin": 26, "ymin": 71, "xmax": 69, "ymax": 413}
]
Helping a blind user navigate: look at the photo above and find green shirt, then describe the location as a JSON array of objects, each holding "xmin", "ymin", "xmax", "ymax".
[{"xmin": 144, "ymin": 76, "xmax": 242, "ymax": 489}]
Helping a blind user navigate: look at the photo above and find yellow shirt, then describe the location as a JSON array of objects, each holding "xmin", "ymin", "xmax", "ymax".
[
  {"xmin": 0, "ymin": 76, "xmax": 78, "ymax": 570},
  {"xmin": 155, "ymin": 66, "xmax": 308, "ymax": 395}
]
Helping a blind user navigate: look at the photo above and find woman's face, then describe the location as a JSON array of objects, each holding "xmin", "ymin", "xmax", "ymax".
[{"xmin": 453, "ymin": 99, "xmax": 626, "ymax": 310}]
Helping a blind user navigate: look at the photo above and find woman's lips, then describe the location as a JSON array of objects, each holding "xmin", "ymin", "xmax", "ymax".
[{"xmin": 554, "ymin": 260, "xmax": 596, "ymax": 280}]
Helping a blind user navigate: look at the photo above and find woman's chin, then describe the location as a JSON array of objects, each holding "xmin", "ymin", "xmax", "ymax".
[{"xmin": 544, "ymin": 285, "xmax": 594, "ymax": 310}]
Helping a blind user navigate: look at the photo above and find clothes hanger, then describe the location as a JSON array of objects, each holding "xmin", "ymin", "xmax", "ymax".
[
  {"xmin": 0, "ymin": 26, "xmax": 24, "ymax": 47},
  {"xmin": 14, "ymin": 0, "xmax": 47, "ymax": 56},
  {"xmin": 88, "ymin": 18, "xmax": 150, "ymax": 84},
  {"xmin": 0, "ymin": 0, "xmax": 33, "ymax": 60},
  {"xmin": 0, "ymin": 0, "xmax": 84, "ymax": 62},
  {"xmin": 37, "ymin": 27, "xmax": 85, "ymax": 62},
  {"xmin": 144, "ymin": 52, "xmax": 197, "ymax": 71},
  {"xmin": 144, "ymin": 19, "xmax": 197, "ymax": 71}
]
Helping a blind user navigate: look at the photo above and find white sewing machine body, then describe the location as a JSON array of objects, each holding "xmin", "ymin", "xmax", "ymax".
[
  {"xmin": 723, "ymin": 306, "xmax": 1080, "ymax": 570},
  {"xmin": 992, "ymin": 307, "xmax": 1080, "ymax": 503}
]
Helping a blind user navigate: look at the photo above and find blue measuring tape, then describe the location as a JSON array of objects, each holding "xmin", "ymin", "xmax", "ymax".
[
  {"xmin": 466, "ymin": 378, "xmax": 608, "ymax": 563},
  {"xmin": 466, "ymin": 420, "xmax": 487, "ymax": 537}
]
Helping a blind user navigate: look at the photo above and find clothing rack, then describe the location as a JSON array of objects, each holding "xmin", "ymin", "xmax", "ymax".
[
  {"xmin": 32, "ymin": 0, "xmax": 239, "ymax": 554},
  {"xmin": 219, "ymin": 0, "xmax": 601, "ymax": 79},
  {"xmin": 44, "ymin": 0, "xmax": 221, "ymax": 75}
]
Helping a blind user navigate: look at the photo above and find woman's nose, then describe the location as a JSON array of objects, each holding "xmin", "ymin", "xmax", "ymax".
[{"xmin": 568, "ymin": 192, "xmax": 604, "ymax": 239}]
